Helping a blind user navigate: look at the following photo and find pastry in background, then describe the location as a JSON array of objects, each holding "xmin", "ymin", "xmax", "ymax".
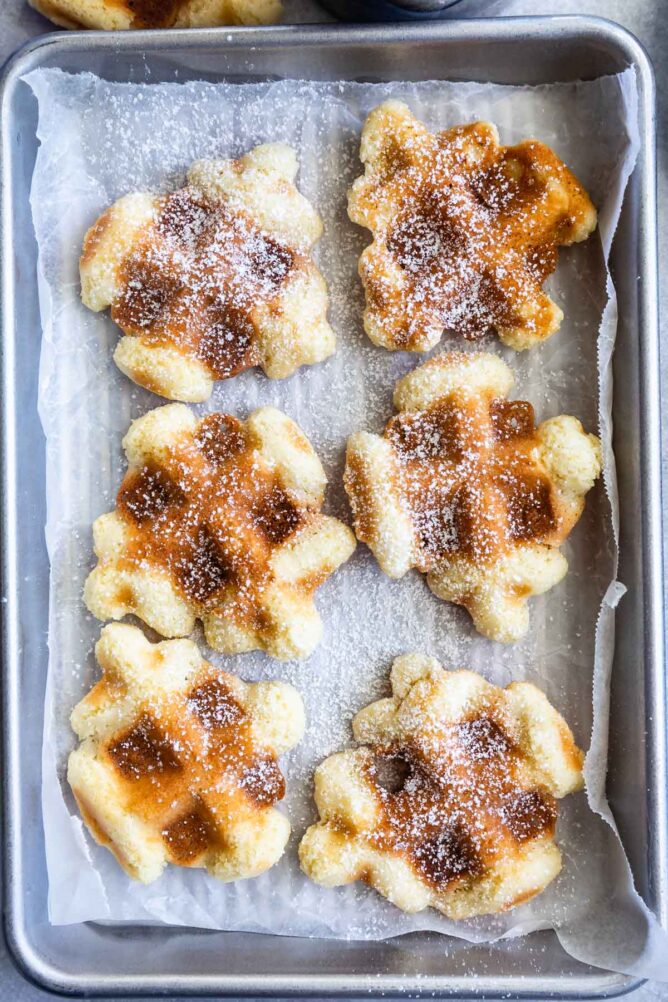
[
  {"xmin": 299, "ymin": 652, "xmax": 584, "ymax": 918},
  {"xmin": 84, "ymin": 403, "xmax": 355, "ymax": 660},
  {"xmin": 80, "ymin": 143, "xmax": 333, "ymax": 401},
  {"xmin": 344, "ymin": 351, "xmax": 601, "ymax": 643},
  {"xmin": 69, "ymin": 623, "xmax": 304, "ymax": 884},
  {"xmin": 29, "ymin": 0, "xmax": 281, "ymax": 30},
  {"xmin": 348, "ymin": 99, "xmax": 597, "ymax": 352}
]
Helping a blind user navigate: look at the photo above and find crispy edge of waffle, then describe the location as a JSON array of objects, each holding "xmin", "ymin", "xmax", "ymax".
[
  {"xmin": 84, "ymin": 402, "xmax": 356, "ymax": 661},
  {"xmin": 299, "ymin": 652, "xmax": 584, "ymax": 920},
  {"xmin": 67, "ymin": 623, "xmax": 305, "ymax": 884},
  {"xmin": 30, "ymin": 0, "xmax": 282, "ymax": 31},
  {"xmin": 80, "ymin": 143, "xmax": 334, "ymax": 402},
  {"xmin": 347, "ymin": 99, "xmax": 598, "ymax": 353},
  {"xmin": 344, "ymin": 351, "xmax": 602, "ymax": 644}
]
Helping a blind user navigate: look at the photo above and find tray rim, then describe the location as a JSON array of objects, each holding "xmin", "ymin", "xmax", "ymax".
[{"xmin": 0, "ymin": 14, "xmax": 662, "ymax": 999}]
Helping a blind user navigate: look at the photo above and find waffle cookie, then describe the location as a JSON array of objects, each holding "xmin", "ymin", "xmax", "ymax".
[
  {"xmin": 299, "ymin": 653, "xmax": 584, "ymax": 919},
  {"xmin": 348, "ymin": 100, "xmax": 597, "ymax": 353},
  {"xmin": 68, "ymin": 623, "xmax": 304, "ymax": 884},
  {"xmin": 84, "ymin": 403, "xmax": 355, "ymax": 660},
  {"xmin": 344, "ymin": 352, "xmax": 601, "ymax": 643},
  {"xmin": 30, "ymin": 0, "xmax": 281, "ymax": 30},
  {"xmin": 80, "ymin": 143, "xmax": 333, "ymax": 401}
]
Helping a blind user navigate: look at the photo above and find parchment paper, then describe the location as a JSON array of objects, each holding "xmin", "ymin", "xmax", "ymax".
[{"xmin": 24, "ymin": 66, "xmax": 668, "ymax": 978}]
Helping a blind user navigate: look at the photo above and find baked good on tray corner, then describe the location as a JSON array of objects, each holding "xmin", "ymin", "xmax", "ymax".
[
  {"xmin": 68, "ymin": 623, "xmax": 304, "ymax": 884},
  {"xmin": 348, "ymin": 99, "xmax": 597, "ymax": 353},
  {"xmin": 80, "ymin": 143, "xmax": 333, "ymax": 402},
  {"xmin": 344, "ymin": 351, "xmax": 601, "ymax": 643},
  {"xmin": 29, "ymin": 0, "xmax": 281, "ymax": 30},
  {"xmin": 84, "ymin": 403, "xmax": 355, "ymax": 661},
  {"xmin": 299, "ymin": 652, "xmax": 584, "ymax": 919}
]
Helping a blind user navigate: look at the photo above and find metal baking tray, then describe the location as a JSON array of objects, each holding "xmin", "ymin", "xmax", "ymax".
[{"xmin": 1, "ymin": 16, "xmax": 665, "ymax": 999}]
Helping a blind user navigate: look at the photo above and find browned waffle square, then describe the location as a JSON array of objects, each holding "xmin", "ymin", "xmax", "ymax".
[
  {"xmin": 344, "ymin": 352, "xmax": 601, "ymax": 642},
  {"xmin": 299, "ymin": 653, "xmax": 584, "ymax": 919},
  {"xmin": 68, "ymin": 623, "xmax": 305, "ymax": 884},
  {"xmin": 348, "ymin": 100, "xmax": 597, "ymax": 353},
  {"xmin": 84, "ymin": 403, "xmax": 355, "ymax": 660}
]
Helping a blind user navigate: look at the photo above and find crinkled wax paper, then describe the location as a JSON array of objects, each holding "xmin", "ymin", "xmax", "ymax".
[{"xmin": 23, "ymin": 65, "xmax": 668, "ymax": 978}]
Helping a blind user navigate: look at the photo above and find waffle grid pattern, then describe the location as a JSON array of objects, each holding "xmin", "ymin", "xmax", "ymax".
[
  {"xmin": 81, "ymin": 143, "xmax": 334, "ymax": 401},
  {"xmin": 348, "ymin": 100, "xmax": 597, "ymax": 353},
  {"xmin": 68, "ymin": 624, "xmax": 305, "ymax": 884},
  {"xmin": 85, "ymin": 403, "xmax": 355, "ymax": 660},
  {"xmin": 344, "ymin": 352, "xmax": 601, "ymax": 642},
  {"xmin": 299, "ymin": 652, "xmax": 584, "ymax": 919}
]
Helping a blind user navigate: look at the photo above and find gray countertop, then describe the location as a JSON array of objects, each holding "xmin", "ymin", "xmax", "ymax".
[{"xmin": 0, "ymin": 0, "xmax": 665, "ymax": 997}]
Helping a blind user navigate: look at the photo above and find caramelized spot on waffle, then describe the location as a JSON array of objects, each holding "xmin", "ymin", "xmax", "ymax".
[
  {"xmin": 526, "ymin": 243, "xmax": 559, "ymax": 283},
  {"xmin": 241, "ymin": 758, "xmax": 286, "ymax": 806},
  {"xmin": 378, "ymin": 136, "xmax": 414, "ymax": 178},
  {"xmin": 247, "ymin": 235, "xmax": 293, "ymax": 288},
  {"xmin": 119, "ymin": 466, "xmax": 185, "ymax": 524},
  {"xmin": 388, "ymin": 191, "xmax": 463, "ymax": 276},
  {"xmin": 111, "ymin": 188, "xmax": 297, "ymax": 380},
  {"xmin": 413, "ymin": 824, "xmax": 483, "ymax": 885},
  {"xmin": 176, "ymin": 525, "xmax": 235, "ymax": 603},
  {"xmin": 372, "ymin": 751, "xmax": 413, "ymax": 794},
  {"xmin": 467, "ymin": 146, "xmax": 540, "ymax": 214},
  {"xmin": 157, "ymin": 187, "xmax": 209, "ymax": 244},
  {"xmin": 251, "ymin": 485, "xmax": 304, "ymax": 544},
  {"xmin": 187, "ymin": 678, "xmax": 245, "ymax": 730},
  {"xmin": 503, "ymin": 474, "xmax": 556, "ymax": 541},
  {"xmin": 196, "ymin": 300, "xmax": 258, "ymax": 378},
  {"xmin": 453, "ymin": 715, "xmax": 514, "ymax": 761},
  {"xmin": 388, "ymin": 405, "xmax": 468, "ymax": 462},
  {"xmin": 114, "ymin": 255, "xmax": 181, "ymax": 331},
  {"xmin": 490, "ymin": 399, "xmax": 535, "ymax": 442},
  {"xmin": 501, "ymin": 790, "xmax": 557, "ymax": 842},
  {"xmin": 108, "ymin": 713, "xmax": 182, "ymax": 780},
  {"xmin": 162, "ymin": 808, "xmax": 214, "ymax": 863},
  {"xmin": 365, "ymin": 711, "xmax": 555, "ymax": 890},
  {"xmin": 413, "ymin": 487, "xmax": 457, "ymax": 560},
  {"xmin": 195, "ymin": 413, "xmax": 247, "ymax": 465},
  {"xmin": 450, "ymin": 481, "xmax": 505, "ymax": 561}
]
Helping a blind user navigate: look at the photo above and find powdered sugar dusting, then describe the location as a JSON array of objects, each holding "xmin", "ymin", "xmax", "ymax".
[
  {"xmin": 112, "ymin": 189, "xmax": 297, "ymax": 379},
  {"xmin": 352, "ymin": 112, "xmax": 595, "ymax": 351},
  {"xmin": 367, "ymin": 715, "xmax": 557, "ymax": 886},
  {"xmin": 385, "ymin": 393, "xmax": 562, "ymax": 563},
  {"xmin": 27, "ymin": 67, "xmax": 641, "ymax": 950}
]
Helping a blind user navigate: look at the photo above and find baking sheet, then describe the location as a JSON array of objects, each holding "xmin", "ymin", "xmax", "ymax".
[{"xmin": 24, "ymin": 66, "xmax": 668, "ymax": 978}]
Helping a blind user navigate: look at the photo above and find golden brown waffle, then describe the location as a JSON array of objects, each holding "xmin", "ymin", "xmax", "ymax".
[
  {"xmin": 344, "ymin": 352, "xmax": 601, "ymax": 643},
  {"xmin": 68, "ymin": 624, "xmax": 305, "ymax": 884},
  {"xmin": 84, "ymin": 403, "xmax": 356, "ymax": 660},
  {"xmin": 299, "ymin": 653, "xmax": 584, "ymax": 919},
  {"xmin": 30, "ymin": 0, "xmax": 281, "ymax": 30},
  {"xmin": 80, "ymin": 143, "xmax": 333, "ymax": 401},
  {"xmin": 348, "ymin": 100, "xmax": 597, "ymax": 353}
]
